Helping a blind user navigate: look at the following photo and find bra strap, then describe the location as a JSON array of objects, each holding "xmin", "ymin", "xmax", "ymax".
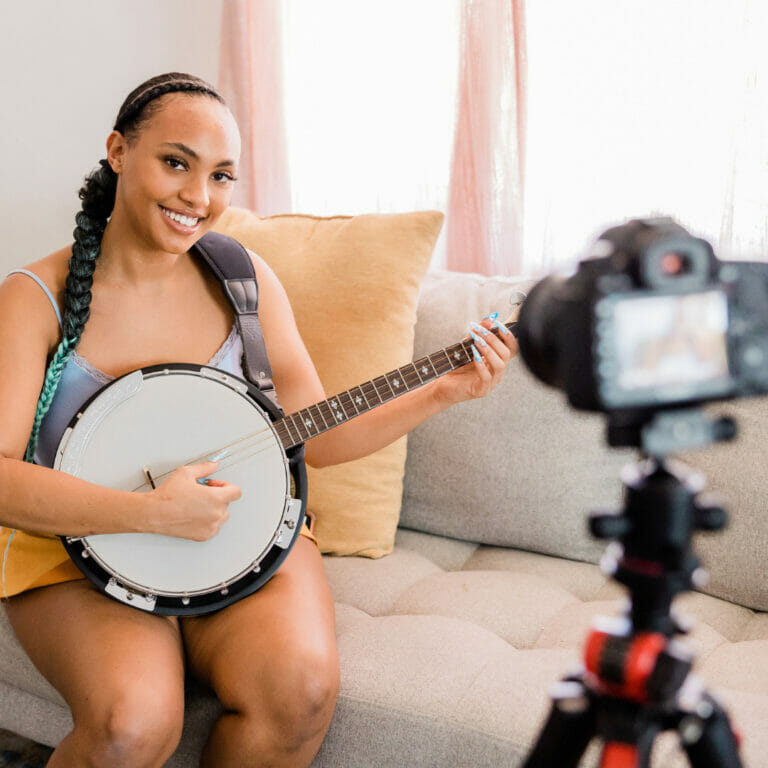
[{"xmin": 6, "ymin": 270, "xmax": 63, "ymax": 330}]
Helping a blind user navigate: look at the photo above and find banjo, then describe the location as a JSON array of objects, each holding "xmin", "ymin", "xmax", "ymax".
[{"xmin": 55, "ymin": 317, "xmax": 519, "ymax": 616}]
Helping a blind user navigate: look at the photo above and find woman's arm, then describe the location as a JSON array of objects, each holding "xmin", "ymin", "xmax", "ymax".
[
  {"xmin": 251, "ymin": 253, "xmax": 517, "ymax": 468},
  {"xmin": 303, "ymin": 319, "xmax": 517, "ymax": 467},
  {"xmin": 0, "ymin": 274, "xmax": 239, "ymax": 541}
]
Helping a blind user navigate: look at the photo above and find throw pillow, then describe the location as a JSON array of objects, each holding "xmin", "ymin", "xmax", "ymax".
[{"xmin": 213, "ymin": 207, "xmax": 442, "ymax": 557}]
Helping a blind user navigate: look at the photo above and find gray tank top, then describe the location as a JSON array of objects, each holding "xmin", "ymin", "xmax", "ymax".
[{"xmin": 8, "ymin": 269, "xmax": 246, "ymax": 468}]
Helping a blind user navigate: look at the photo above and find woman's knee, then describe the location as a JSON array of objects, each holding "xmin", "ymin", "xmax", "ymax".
[
  {"xmin": 75, "ymin": 685, "xmax": 184, "ymax": 768},
  {"xmin": 245, "ymin": 643, "xmax": 340, "ymax": 752}
]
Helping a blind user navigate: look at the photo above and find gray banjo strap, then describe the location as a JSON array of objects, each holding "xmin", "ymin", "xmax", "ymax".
[{"xmin": 192, "ymin": 232, "xmax": 280, "ymax": 409}]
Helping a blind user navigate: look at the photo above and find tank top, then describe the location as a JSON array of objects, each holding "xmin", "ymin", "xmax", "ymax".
[{"xmin": 0, "ymin": 269, "xmax": 246, "ymax": 597}]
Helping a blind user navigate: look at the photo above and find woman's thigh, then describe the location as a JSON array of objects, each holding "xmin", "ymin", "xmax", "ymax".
[
  {"xmin": 181, "ymin": 537, "xmax": 339, "ymax": 713},
  {"xmin": 5, "ymin": 579, "xmax": 186, "ymax": 725}
]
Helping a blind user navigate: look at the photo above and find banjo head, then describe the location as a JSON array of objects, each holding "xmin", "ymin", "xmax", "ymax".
[{"xmin": 55, "ymin": 364, "xmax": 307, "ymax": 615}]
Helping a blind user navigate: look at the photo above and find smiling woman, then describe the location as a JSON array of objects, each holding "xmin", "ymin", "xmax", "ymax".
[{"xmin": 0, "ymin": 71, "xmax": 518, "ymax": 768}]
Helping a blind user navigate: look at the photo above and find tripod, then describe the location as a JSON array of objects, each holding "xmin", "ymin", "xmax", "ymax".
[{"xmin": 522, "ymin": 416, "xmax": 744, "ymax": 768}]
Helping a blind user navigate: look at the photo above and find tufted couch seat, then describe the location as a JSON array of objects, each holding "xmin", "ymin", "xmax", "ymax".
[{"xmin": 1, "ymin": 269, "xmax": 767, "ymax": 766}]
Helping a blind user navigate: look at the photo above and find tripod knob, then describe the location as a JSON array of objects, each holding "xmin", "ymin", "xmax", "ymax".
[
  {"xmin": 694, "ymin": 501, "xmax": 727, "ymax": 531},
  {"xmin": 590, "ymin": 511, "xmax": 632, "ymax": 540}
]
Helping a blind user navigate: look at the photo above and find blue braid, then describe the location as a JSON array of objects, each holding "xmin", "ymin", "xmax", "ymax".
[{"xmin": 23, "ymin": 339, "xmax": 76, "ymax": 463}]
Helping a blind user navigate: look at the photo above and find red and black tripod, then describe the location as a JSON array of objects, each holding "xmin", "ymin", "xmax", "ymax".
[{"xmin": 522, "ymin": 452, "xmax": 743, "ymax": 768}]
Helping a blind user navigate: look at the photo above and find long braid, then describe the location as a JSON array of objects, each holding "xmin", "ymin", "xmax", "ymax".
[{"xmin": 23, "ymin": 73, "xmax": 224, "ymax": 463}]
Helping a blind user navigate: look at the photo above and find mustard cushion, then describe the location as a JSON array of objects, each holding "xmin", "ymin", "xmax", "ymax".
[{"xmin": 213, "ymin": 208, "xmax": 442, "ymax": 557}]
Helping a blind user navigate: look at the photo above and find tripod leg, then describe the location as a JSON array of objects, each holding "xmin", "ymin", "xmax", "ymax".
[
  {"xmin": 679, "ymin": 693, "xmax": 743, "ymax": 768},
  {"xmin": 522, "ymin": 681, "xmax": 594, "ymax": 768},
  {"xmin": 600, "ymin": 734, "xmax": 654, "ymax": 768},
  {"xmin": 599, "ymin": 712, "xmax": 657, "ymax": 768}
]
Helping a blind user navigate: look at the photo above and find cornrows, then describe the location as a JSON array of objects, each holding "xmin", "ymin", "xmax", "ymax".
[{"xmin": 23, "ymin": 73, "xmax": 224, "ymax": 463}]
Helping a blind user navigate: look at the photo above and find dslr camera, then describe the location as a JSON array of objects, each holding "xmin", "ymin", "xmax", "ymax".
[{"xmin": 517, "ymin": 217, "xmax": 768, "ymax": 452}]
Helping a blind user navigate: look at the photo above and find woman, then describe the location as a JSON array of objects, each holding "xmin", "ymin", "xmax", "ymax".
[{"xmin": 0, "ymin": 73, "xmax": 517, "ymax": 768}]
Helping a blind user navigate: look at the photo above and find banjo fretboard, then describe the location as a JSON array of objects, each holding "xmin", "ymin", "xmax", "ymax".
[{"xmin": 273, "ymin": 321, "xmax": 517, "ymax": 450}]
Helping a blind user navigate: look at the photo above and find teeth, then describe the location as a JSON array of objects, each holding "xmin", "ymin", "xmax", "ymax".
[{"xmin": 161, "ymin": 207, "xmax": 199, "ymax": 227}]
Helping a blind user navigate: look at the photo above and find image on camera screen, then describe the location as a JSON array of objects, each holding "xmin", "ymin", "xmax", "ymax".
[{"xmin": 611, "ymin": 290, "xmax": 730, "ymax": 396}]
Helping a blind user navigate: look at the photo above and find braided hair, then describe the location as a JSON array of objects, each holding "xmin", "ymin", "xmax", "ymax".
[{"xmin": 24, "ymin": 73, "xmax": 225, "ymax": 462}]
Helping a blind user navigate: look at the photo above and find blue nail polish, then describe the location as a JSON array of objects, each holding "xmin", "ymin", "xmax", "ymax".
[
  {"xmin": 493, "ymin": 318, "xmax": 510, "ymax": 335},
  {"xmin": 472, "ymin": 344, "xmax": 483, "ymax": 362},
  {"xmin": 470, "ymin": 331, "xmax": 487, "ymax": 347},
  {"xmin": 484, "ymin": 312, "xmax": 499, "ymax": 321},
  {"xmin": 471, "ymin": 321, "xmax": 489, "ymax": 336}
]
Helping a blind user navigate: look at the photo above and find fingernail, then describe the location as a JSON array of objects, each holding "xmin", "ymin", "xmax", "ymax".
[
  {"xmin": 470, "ymin": 331, "xmax": 487, "ymax": 347},
  {"xmin": 471, "ymin": 321, "xmax": 489, "ymax": 336},
  {"xmin": 484, "ymin": 312, "xmax": 499, "ymax": 321},
  {"xmin": 493, "ymin": 318, "xmax": 510, "ymax": 335},
  {"xmin": 472, "ymin": 344, "xmax": 483, "ymax": 362}
]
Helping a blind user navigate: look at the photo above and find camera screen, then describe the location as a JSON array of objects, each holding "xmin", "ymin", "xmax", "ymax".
[{"xmin": 609, "ymin": 290, "xmax": 730, "ymax": 398}]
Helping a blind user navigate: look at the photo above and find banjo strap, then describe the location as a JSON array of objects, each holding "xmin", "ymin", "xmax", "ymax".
[{"xmin": 192, "ymin": 232, "xmax": 280, "ymax": 409}]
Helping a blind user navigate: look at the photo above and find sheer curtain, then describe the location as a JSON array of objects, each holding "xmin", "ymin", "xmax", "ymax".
[
  {"xmin": 220, "ymin": 0, "xmax": 767, "ymax": 274},
  {"xmin": 280, "ymin": 0, "xmax": 461, "ymax": 264},
  {"xmin": 523, "ymin": 0, "xmax": 768, "ymax": 275},
  {"xmin": 446, "ymin": 0, "xmax": 527, "ymax": 276},
  {"xmin": 218, "ymin": 0, "xmax": 291, "ymax": 215}
]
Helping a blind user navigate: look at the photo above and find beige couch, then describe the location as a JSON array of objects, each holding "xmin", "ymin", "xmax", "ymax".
[{"xmin": 1, "ymin": 269, "xmax": 766, "ymax": 766}]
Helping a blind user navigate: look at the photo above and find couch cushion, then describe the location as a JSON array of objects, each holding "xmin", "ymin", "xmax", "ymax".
[
  {"xmin": 402, "ymin": 270, "xmax": 634, "ymax": 563},
  {"xmin": 405, "ymin": 270, "xmax": 768, "ymax": 613},
  {"xmin": 678, "ymin": 398, "xmax": 768, "ymax": 612},
  {"xmin": 321, "ymin": 528, "xmax": 768, "ymax": 767},
  {"xmin": 213, "ymin": 208, "xmax": 441, "ymax": 558},
  {"xmin": 1, "ymin": 529, "xmax": 766, "ymax": 766}
]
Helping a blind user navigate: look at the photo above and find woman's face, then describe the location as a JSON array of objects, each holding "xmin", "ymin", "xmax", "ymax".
[{"xmin": 106, "ymin": 92, "xmax": 241, "ymax": 255}]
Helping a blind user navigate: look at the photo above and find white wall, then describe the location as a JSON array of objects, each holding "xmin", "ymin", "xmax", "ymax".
[{"xmin": 0, "ymin": 0, "xmax": 223, "ymax": 273}]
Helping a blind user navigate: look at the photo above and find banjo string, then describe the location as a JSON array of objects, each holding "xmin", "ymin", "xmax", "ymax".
[{"xmin": 132, "ymin": 429, "xmax": 277, "ymax": 491}]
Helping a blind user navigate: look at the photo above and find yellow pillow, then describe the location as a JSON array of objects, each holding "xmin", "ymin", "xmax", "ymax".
[{"xmin": 213, "ymin": 208, "xmax": 443, "ymax": 557}]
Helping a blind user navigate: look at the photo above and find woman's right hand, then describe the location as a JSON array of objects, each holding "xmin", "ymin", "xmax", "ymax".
[{"xmin": 146, "ymin": 460, "xmax": 242, "ymax": 541}]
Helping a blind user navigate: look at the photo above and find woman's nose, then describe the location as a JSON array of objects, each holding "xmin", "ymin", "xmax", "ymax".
[{"xmin": 179, "ymin": 173, "xmax": 209, "ymax": 211}]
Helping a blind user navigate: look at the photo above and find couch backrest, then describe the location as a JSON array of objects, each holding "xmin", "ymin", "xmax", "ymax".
[{"xmin": 403, "ymin": 270, "xmax": 768, "ymax": 612}]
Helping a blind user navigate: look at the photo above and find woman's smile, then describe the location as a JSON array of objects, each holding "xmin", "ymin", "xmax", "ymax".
[{"xmin": 159, "ymin": 204, "xmax": 204, "ymax": 233}]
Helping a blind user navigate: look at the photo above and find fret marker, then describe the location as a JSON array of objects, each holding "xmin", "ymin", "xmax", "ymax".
[
  {"xmin": 304, "ymin": 418, "xmax": 313, "ymax": 428},
  {"xmin": 393, "ymin": 378, "xmax": 400, "ymax": 388},
  {"xmin": 454, "ymin": 351, "xmax": 461, "ymax": 360},
  {"xmin": 355, "ymin": 396, "xmax": 363, "ymax": 405},
  {"xmin": 335, "ymin": 411, "xmax": 343, "ymax": 421},
  {"xmin": 330, "ymin": 399, "xmax": 337, "ymax": 408},
  {"xmin": 422, "ymin": 366, "xmax": 429, "ymax": 375}
]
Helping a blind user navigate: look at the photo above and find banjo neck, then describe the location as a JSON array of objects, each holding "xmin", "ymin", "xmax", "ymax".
[{"xmin": 273, "ymin": 321, "xmax": 518, "ymax": 451}]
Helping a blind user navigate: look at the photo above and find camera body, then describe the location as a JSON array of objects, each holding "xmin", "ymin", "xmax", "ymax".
[{"xmin": 517, "ymin": 218, "xmax": 768, "ymax": 424}]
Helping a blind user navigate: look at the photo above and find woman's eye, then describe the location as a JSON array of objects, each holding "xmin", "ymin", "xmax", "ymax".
[
  {"xmin": 164, "ymin": 156, "xmax": 187, "ymax": 170},
  {"xmin": 213, "ymin": 171, "xmax": 237, "ymax": 184}
]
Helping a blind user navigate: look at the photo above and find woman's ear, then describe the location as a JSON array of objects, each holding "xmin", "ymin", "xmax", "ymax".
[{"xmin": 105, "ymin": 130, "xmax": 126, "ymax": 174}]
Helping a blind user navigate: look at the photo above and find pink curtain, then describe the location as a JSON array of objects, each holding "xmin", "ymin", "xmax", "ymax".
[
  {"xmin": 446, "ymin": 0, "xmax": 527, "ymax": 276},
  {"xmin": 218, "ymin": 0, "xmax": 291, "ymax": 216}
]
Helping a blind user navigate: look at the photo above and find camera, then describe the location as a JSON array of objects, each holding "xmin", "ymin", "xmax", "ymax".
[
  {"xmin": 517, "ymin": 218, "xmax": 752, "ymax": 766},
  {"xmin": 517, "ymin": 217, "xmax": 768, "ymax": 448}
]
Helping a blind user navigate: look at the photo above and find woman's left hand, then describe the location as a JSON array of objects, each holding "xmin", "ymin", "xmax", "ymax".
[{"xmin": 434, "ymin": 313, "xmax": 519, "ymax": 407}]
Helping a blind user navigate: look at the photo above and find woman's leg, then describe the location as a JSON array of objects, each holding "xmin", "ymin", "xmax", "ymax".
[
  {"xmin": 181, "ymin": 537, "xmax": 340, "ymax": 768},
  {"xmin": 5, "ymin": 579, "xmax": 186, "ymax": 768}
]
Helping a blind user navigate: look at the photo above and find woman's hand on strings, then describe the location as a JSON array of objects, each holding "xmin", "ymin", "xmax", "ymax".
[
  {"xmin": 146, "ymin": 460, "xmax": 242, "ymax": 541},
  {"xmin": 434, "ymin": 315, "xmax": 519, "ymax": 407}
]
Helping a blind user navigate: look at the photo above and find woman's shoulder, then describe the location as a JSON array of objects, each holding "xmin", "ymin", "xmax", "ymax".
[
  {"xmin": 6, "ymin": 245, "xmax": 71, "ymax": 295},
  {"xmin": 1, "ymin": 246, "xmax": 72, "ymax": 342},
  {"xmin": 243, "ymin": 248, "xmax": 285, "ymax": 295}
]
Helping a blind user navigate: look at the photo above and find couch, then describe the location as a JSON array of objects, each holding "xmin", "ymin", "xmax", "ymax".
[{"xmin": 1, "ymin": 268, "xmax": 766, "ymax": 767}]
